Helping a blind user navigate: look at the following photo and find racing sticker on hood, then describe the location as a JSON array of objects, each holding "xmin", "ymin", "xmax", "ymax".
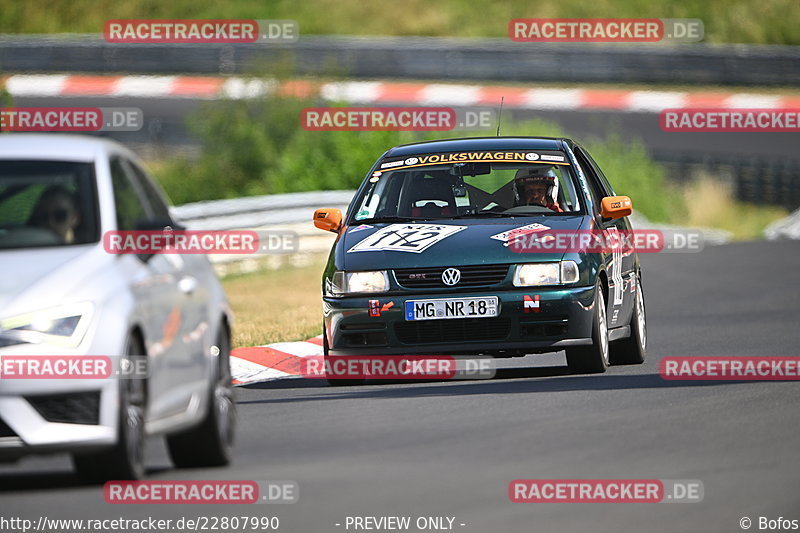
[
  {"xmin": 491, "ymin": 223, "xmax": 550, "ymax": 246},
  {"xmin": 347, "ymin": 223, "xmax": 466, "ymax": 253},
  {"xmin": 349, "ymin": 224, "xmax": 374, "ymax": 233}
]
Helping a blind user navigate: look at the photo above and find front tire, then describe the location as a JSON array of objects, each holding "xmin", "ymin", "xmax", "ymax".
[
  {"xmin": 167, "ymin": 326, "xmax": 236, "ymax": 468},
  {"xmin": 73, "ymin": 335, "xmax": 146, "ymax": 482},
  {"xmin": 566, "ymin": 283, "xmax": 610, "ymax": 374},
  {"xmin": 610, "ymin": 276, "xmax": 647, "ymax": 365}
]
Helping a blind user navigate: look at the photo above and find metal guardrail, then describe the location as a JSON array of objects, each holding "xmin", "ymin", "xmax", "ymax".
[
  {"xmin": 171, "ymin": 190, "xmax": 354, "ymax": 230},
  {"xmin": 2, "ymin": 35, "xmax": 800, "ymax": 86},
  {"xmin": 170, "ymin": 190, "xmax": 353, "ymax": 273}
]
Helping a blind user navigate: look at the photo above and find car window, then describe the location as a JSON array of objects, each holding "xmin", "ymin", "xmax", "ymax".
[
  {"xmin": 579, "ymin": 147, "xmax": 616, "ymax": 196},
  {"xmin": 354, "ymin": 170, "xmax": 395, "ymax": 220},
  {"xmin": 124, "ymin": 160, "xmax": 171, "ymax": 220},
  {"xmin": 110, "ymin": 156, "xmax": 149, "ymax": 230},
  {"xmin": 574, "ymin": 148, "xmax": 606, "ymax": 213},
  {"xmin": 351, "ymin": 151, "xmax": 583, "ymax": 222},
  {"xmin": 0, "ymin": 160, "xmax": 99, "ymax": 248}
]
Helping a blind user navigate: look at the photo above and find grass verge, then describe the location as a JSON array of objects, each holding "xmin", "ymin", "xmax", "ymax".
[
  {"xmin": 683, "ymin": 178, "xmax": 788, "ymax": 239},
  {"xmin": 222, "ymin": 257, "xmax": 326, "ymax": 348}
]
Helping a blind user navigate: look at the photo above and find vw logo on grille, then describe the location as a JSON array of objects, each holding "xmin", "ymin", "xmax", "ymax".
[{"xmin": 441, "ymin": 268, "xmax": 461, "ymax": 286}]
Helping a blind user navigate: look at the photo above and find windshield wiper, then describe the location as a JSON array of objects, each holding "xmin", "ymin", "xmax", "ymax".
[
  {"xmin": 352, "ymin": 216, "xmax": 419, "ymax": 224},
  {"xmin": 447, "ymin": 212, "xmax": 520, "ymax": 218}
]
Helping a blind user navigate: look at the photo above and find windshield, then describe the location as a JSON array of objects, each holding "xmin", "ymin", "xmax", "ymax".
[
  {"xmin": 0, "ymin": 160, "xmax": 99, "ymax": 249},
  {"xmin": 351, "ymin": 150, "xmax": 582, "ymax": 223}
]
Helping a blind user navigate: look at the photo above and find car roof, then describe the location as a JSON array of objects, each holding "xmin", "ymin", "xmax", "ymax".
[
  {"xmin": 0, "ymin": 134, "xmax": 135, "ymax": 163},
  {"xmin": 384, "ymin": 136, "xmax": 571, "ymax": 157}
]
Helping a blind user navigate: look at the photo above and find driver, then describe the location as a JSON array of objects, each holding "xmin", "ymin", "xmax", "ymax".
[
  {"xmin": 29, "ymin": 185, "xmax": 82, "ymax": 244},
  {"xmin": 512, "ymin": 167, "xmax": 563, "ymax": 213}
]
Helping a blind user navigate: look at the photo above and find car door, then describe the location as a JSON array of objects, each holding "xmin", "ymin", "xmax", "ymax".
[
  {"xmin": 110, "ymin": 156, "xmax": 202, "ymax": 422},
  {"xmin": 125, "ymin": 159, "xmax": 211, "ymax": 399},
  {"xmin": 573, "ymin": 146, "xmax": 636, "ymax": 330}
]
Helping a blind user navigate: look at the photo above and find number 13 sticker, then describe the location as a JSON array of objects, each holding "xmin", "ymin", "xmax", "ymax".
[{"xmin": 347, "ymin": 224, "xmax": 467, "ymax": 253}]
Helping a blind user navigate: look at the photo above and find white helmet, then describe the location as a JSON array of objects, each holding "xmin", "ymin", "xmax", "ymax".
[{"xmin": 513, "ymin": 167, "xmax": 560, "ymax": 206}]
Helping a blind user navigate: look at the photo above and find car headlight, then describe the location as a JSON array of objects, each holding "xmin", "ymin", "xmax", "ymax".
[
  {"xmin": 0, "ymin": 302, "xmax": 94, "ymax": 348},
  {"xmin": 330, "ymin": 271, "xmax": 389, "ymax": 295},
  {"xmin": 560, "ymin": 260, "xmax": 580, "ymax": 283},
  {"xmin": 513, "ymin": 261, "xmax": 580, "ymax": 286}
]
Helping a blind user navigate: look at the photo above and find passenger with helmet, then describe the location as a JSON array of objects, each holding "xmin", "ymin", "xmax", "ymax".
[{"xmin": 512, "ymin": 166, "xmax": 563, "ymax": 213}]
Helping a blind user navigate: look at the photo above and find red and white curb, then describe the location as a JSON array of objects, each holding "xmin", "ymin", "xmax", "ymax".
[
  {"xmin": 231, "ymin": 335, "xmax": 322, "ymax": 386},
  {"xmin": 4, "ymin": 74, "xmax": 800, "ymax": 112}
]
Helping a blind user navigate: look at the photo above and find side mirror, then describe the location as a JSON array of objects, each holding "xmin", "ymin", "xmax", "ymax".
[
  {"xmin": 313, "ymin": 208, "xmax": 343, "ymax": 233},
  {"xmin": 600, "ymin": 196, "xmax": 632, "ymax": 220},
  {"xmin": 134, "ymin": 218, "xmax": 186, "ymax": 232},
  {"xmin": 131, "ymin": 218, "xmax": 186, "ymax": 263}
]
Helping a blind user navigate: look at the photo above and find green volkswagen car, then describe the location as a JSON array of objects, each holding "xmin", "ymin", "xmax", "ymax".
[{"xmin": 314, "ymin": 137, "xmax": 646, "ymax": 384}]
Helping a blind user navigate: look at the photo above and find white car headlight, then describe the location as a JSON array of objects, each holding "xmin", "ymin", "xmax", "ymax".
[
  {"xmin": 0, "ymin": 302, "xmax": 94, "ymax": 348},
  {"xmin": 514, "ymin": 261, "xmax": 580, "ymax": 286},
  {"xmin": 331, "ymin": 271, "xmax": 389, "ymax": 294}
]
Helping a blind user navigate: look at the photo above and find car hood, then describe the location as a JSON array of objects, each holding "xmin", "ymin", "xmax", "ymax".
[
  {"xmin": 340, "ymin": 216, "xmax": 588, "ymax": 270},
  {"xmin": 0, "ymin": 245, "xmax": 113, "ymax": 316}
]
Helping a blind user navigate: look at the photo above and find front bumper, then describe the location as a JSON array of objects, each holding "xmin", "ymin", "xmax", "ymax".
[
  {"xmin": 324, "ymin": 285, "xmax": 596, "ymax": 356},
  {"xmin": 0, "ymin": 345, "xmax": 119, "ymax": 461}
]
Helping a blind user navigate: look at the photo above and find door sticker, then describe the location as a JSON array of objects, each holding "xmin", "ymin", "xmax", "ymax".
[{"xmin": 606, "ymin": 227, "xmax": 625, "ymax": 307}]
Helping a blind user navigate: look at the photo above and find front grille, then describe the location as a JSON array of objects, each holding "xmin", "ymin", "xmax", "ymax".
[
  {"xmin": 341, "ymin": 322, "xmax": 386, "ymax": 331},
  {"xmin": 342, "ymin": 331, "xmax": 388, "ymax": 347},
  {"xmin": 394, "ymin": 264, "xmax": 510, "ymax": 289},
  {"xmin": 521, "ymin": 317, "xmax": 569, "ymax": 338},
  {"xmin": 26, "ymin": 391, "xmax": 101, "ymax": 425},
  {"xmin": 395, "ymin": 317, "xmax": 511, "ymax": 345},
  {"xmin": 0, "ymin": 417, "xmax": 17, "ymax": 438}
]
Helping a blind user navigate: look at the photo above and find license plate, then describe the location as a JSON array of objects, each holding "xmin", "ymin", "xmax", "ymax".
[{"xmin": 405, "ymin": 297, "xmax": 499, "ymax": 321}]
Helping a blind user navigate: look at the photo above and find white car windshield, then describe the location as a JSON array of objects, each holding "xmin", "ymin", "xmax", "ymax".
[
  {"xmin": 352, "ymin": 157, "xmax": 582, "ymax": 223},
  {"xmin": 0, "ymin": 160, "xmax": 99, "ymax": 249}
]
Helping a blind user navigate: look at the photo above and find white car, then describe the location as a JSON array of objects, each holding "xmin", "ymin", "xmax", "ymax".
[{"xmin": 0, "ymin": 134, "xmax": 235, "ymax": 481}]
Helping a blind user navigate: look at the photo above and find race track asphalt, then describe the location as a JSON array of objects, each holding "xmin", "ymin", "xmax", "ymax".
[{"xmin": 1, "ymin": 240, "xmax": 799, "ymax": 533}]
